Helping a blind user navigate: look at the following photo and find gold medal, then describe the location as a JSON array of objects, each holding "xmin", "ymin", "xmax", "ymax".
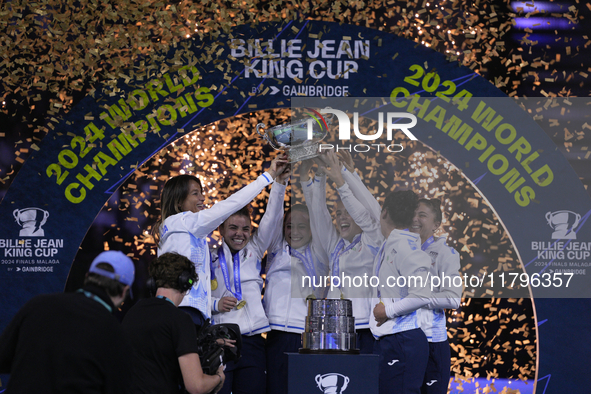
[
  {"xmin": 236, "ymin": 300, "xmax": 246, "ymax": 309},
  {"xmin": 306, "ymin": 294, "xmax": 316, "ymax": 301},
  {"xmin": 211, "ymin": 278, "xmax": 218, "ymax": 291}
]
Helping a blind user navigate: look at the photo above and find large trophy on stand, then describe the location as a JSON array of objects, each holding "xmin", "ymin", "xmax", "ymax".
[
  {"xmin": 256, "ymin": 108, "xmax": 332, "ymax": 163},
  {"xmin": 300, "ymin": 299, "xmax": 359, "ymax": 354}
]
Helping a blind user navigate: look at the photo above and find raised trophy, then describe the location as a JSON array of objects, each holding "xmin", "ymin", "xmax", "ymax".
[
  {"xmin": 256, "ymin": 109, "xmax": 332, "ymax": 163},
  {"xmin": 546, "ymin": 210, "xmax": 581, "ymax": 239}
]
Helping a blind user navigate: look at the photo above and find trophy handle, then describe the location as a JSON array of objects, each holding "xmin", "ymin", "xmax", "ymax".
[
  {"xmin": 545, "ymin": 212, "xmax": 552, "ymax": 225},
  {"xmin": 256, "ymin": 123, "xmax": 281, "ymax": 150},
  {"xmin": 256, "ymin": 123, "xmax": 266, "ymax": 137},
  {"xmin": 342, "ymin": 376, "xmax": 350, "ymax": 391},
  {"xmin": 573, "ymin": 213, "xmax": 581, "ymax": 229},
  {"xmin": 315, "ymin": 374, "xmax": 322, "ymax": 388},
  {"xmin": 323, "ymin": 111, "xmax": 335, "ymax": 125},
  {"xmin": 41, "ymin": 209, "xmax": 50, "ymax": 226},
  {"xmin": 13, "ymin": 209, "xmax": 21, "ymax": 225}
]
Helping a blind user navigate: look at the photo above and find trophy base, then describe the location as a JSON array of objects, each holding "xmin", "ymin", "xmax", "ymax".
[
  {"xmin": 298, "ymin": 348, "xmax": 360, "ymax": 355},
  {"xmin": 301, "ymin": 331, "xmax": 357, "ymax": 352}
]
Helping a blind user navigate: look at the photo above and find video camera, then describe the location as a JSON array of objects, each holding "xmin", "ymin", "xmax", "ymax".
[{"xmin": 195, "ymin": 323, "xmax": 242, "ymax": 375}]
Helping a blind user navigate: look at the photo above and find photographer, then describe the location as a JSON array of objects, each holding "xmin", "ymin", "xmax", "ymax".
[
  {"xmin": 0, "ymin": 250, "xmax": 134, "ymax": 394},
  {"xmin": 123, "ymin": 252, "xmax": 224, "ymax": 394}
]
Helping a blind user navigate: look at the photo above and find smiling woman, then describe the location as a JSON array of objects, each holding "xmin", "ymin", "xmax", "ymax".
[
  {"xmin": 412, "ymin": 199, "xmax": 443, "ymax": 244},
  {"xmin": 284, "ymin": 207, "xmax": 312, "ymax": 250},
  {"xmin": 154, "ymin": 153, "xmax": 286, "ymax": 331},
  {"xmin": 180, "ymin": 179, "xmax": 206, "ymax": 214},
  {"xmin": 219, "ymin": 208, "xmax": 252, "ymax": 254}
]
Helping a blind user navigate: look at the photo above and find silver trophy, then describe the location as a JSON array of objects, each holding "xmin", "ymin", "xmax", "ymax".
[
  {"xmin": 256, "ymin": 110, "xmax": 332, "ymax": 163},
  {"xmin": 546, "ymin": 210, "xmax": 581, "ymax": 239},
  {"xmin": 300, "ymin": 299, "xmax": 358, "ymax": 354}
]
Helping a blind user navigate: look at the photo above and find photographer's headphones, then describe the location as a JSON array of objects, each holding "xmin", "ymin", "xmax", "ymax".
[
  {"xmin": 178, "ymin": 270, "xmax": 197, "ymax": 293},
  {"xmin": 147, "ymin": 270, "xmax": 198, "ymax": 296}
]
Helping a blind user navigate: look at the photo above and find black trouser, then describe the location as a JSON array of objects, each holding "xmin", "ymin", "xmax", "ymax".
[
  {"xmin": 219, "ymin": 334, "xmax": 266, "ymax": 394},
  {"xmin": 265, "ymin": 330, "xmax": 302, "ymax": 394}
]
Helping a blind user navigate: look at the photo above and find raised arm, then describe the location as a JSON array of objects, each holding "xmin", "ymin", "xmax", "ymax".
[
  {"xmin": 186, "ymin": 155, "xmax": 288, "ymax": 238},
  {"xmin": 337, "ymin": 150, "xmax": 382, "ymax": 224},
  {"xmin": 250, "ymin": 174, "xmax": 289, "ymax": 259},
  {"xmin": 300, "ymin": 161, "xmax": 339, "ymax": 261},
  {"xmin": 321, "ymin": 151, "xmax": 380, "ymax": 236}
]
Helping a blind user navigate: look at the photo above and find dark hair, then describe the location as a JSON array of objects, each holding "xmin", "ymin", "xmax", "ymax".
[
  {"xmin": 283, "ymin": 203, "xmax": 309, "ymax": 224},
  {"xmin": 381, "ymin": 190, "xmax": 419, "ymax": 228},
  {"xmin": 84, "ymin": 263, "xmax": 126, "ymax": 298},
  {"xmin": 226, "ymin": 205, "xmax": 252, "ymax": 224},
  {"xmin": 283, "ymin": 204, "xmax": 310, "ymax": 235},
  {"xmin": 149, "ymin": 252, "xmax": 197, "ymax": 291},
  {"xmin": 153, "ymin": 174, "xmax": 203, "ymax": 244},
  {"xmin": 285, "ymin": 203, "xmax": 309, "ymax": 218},
  {"xmin": 417, "ymin": 198, "xmax": 443, "ymax": 225}
]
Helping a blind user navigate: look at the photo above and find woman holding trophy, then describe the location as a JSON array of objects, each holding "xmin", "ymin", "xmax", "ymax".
[
  {"xmin": 303, "ymin": 150, "xmax": 384, "ymax": 354},
  {"xmin": 263, "ymin": 160, "xmax": 330, "ymax": 394},
  {"xmin": 209, "ymin": 164, "xmax": 291, "ymax": 394},
  {"xmin": 154, "ymin": 153, "xmax": 288, "ymax": 329}
]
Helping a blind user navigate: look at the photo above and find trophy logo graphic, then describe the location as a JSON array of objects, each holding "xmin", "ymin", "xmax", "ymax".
[
  {"xmin": 256, "ymin": 108, "xmax": 332, "ymax": 163},
  {"xmin": 13, "ymin": 207, "xmax": 50, "ymax": 237},
  {"xmin": 545, "ymin": 210, "xmax": 581, "ymax": 240},
  {"xmin": 315, "ymin": 373, "xmax": 350, "ymax": 394}
]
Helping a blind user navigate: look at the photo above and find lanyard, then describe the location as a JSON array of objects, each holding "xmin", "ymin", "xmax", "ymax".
[
  {"xmin": 76, "ymin": 289, "xmax": 112, "ymax": 313},
  {"xmin": 330, "ymin": 233, "xmax": 362, "ymax": 278},
  {"xmin": 210, "ymin": 251, "xmax": 216, "ymax": 281},
  {"xmin": 218, "ymin": 247, "xmax": 243, "ymax": 301},
  {"xmin": 289, "ymin": 244, "xmax": 316, "ymax": 278},
  {"xmin": 156, "ymin": 295, "xmax": 175, "ymax": 306},
  {"xmin": 421, "ymin": 236, "xmax": 436, "ymax": 251}
]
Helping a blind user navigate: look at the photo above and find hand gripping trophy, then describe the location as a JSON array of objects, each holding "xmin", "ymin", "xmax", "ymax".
[{"xmin": 256, "ymin": 108, "xmax": 333, "ymax": 163}]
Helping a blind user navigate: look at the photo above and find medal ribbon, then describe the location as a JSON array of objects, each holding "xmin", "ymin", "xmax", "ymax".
[
  {"xmin": 289, "ymin": 244, "xmax": 316, "ymax": 279},
  {"xmin": 330, "ymin": 233, "xmax": 362, "ymax": 280},
  {"xmin": 209, "ymin": 251, "xmax": 216, "ymax": 282},
  {"xmin": 421, "ymin": 235, "xmax": 436, "ymax": 251},
  {"xmin": 218, "ymin": 248, "xmax": 243, "ymax": 301}
]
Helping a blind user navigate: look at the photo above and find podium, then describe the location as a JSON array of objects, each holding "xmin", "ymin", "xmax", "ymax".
[{"xmin": 287, "ymin": 353, "xmax": 379, "ymax": 394}]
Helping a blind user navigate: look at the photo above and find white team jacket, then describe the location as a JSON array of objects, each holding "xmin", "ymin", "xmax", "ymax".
[
  {"xmin": 303, "ymin": 170, "xmax": 383, "ymax": 330},
  {"xmin": 210, "ymin": 181, "xmax": 285, "ymax": 336},
  {"xmin": 369, "ymin": 229, "xmax": 432, "ymax": 339},
  {"xmin": 263, "ymin": 181, "xmax": 329, "ymax": 334},
  {"xmin": 158, "ymin": 172, "xmax": 273, "ymax": 320},
  {"xmin": 417, "ymin": 236, "xmax": 462, "ymax": 343}
]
